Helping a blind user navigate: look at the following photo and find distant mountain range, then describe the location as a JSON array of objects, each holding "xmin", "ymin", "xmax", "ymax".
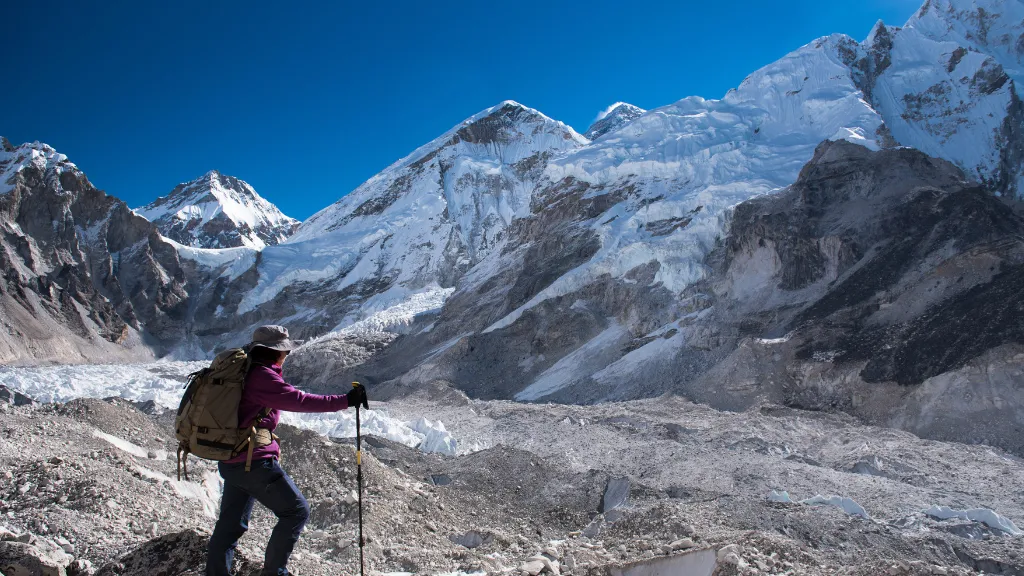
[{"xmin": 2, "ymin": 0, "xmax": 1022, "ymax": 452}]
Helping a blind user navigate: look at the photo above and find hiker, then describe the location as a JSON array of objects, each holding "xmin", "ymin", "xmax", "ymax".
[{"xmin": 205, "ymin": 325, "xmax": 368, "ymax": 576}]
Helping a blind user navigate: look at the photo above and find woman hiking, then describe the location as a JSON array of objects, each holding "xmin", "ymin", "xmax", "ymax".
[{"xmin": 206, "ymin": 325, "xmax": 368, "ymax": 576}]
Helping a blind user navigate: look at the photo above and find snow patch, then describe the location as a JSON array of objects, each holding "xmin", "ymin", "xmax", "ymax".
[
  {"xmin": 166, "ymin": 239, "xmax": 258, "ymax": 281},
  {"xmin": 92, "ymin": 430, "xmax": 163, "ymax": 460},
  {"xmin": 800, "ymin": 495, "xmax": 870, "ymax": 518},
  {"xmin": 133, "ymin": 465, "xmax": 223, "ymax": 518},
  {"xmin": 925, "ymin": 505, "xmax": 1022, "ymax": 535},
  {"xmin": 332, "ymin": 285, "xmax": 454, "ymax": 336},
  {"xmin": 279, "ymin": 410, "xmax": 463, "ymax": 456}
]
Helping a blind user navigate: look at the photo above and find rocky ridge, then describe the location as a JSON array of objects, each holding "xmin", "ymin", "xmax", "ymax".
[
  {"xmin": 0, "ymin": 139, "xmax": 191, "ymax": 365},
  {"xmin": 300, "ymin": 140, "xmax": 1024, "ymax": 455},
  {"xmin": 170, "ymin": 100, "xmax": 589, "ymax": 351}
]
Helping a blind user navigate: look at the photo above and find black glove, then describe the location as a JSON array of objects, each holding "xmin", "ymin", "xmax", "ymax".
[{"xmin": 347, "ymin": 383, "xmax": 369, "ymax": 409}]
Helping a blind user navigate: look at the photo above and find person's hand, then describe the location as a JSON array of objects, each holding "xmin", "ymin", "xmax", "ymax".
[{"xmin": 347, "ymin": 383, "xmax": 369, "ymax": 409}]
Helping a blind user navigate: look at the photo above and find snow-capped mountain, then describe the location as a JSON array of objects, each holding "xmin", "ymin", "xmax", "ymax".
[
  {"xmin": 5, "ymin": 0, "xmax": 1024, "ymax": 456},
  {"xmin": 136, "ymin": 170, "xmax": 298, "ymax": 249},
  {"xmin": 856, "ymin": 15, "xmax": 1024, "ymax": 195},
  {"xmin": 212, "ymin": 101, "xmax": 589, "ymax": 337},
  {"xmin": 280, "ymin": 0, "xmax": 1024, "ymax": 453},
  {"xmin": 584, "ymin": 102, "xmax": 646, "ymax": 140}
]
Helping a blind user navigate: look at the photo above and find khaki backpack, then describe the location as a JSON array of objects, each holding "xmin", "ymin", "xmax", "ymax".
[{"xmin": 174, "ymin": 348, "xmax": 276, "ymax": 480}]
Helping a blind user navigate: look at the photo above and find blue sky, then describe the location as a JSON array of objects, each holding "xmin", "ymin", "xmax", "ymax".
[{"xmin": 3, "ymin": 1, "xmax": 919, "ymax": 220}]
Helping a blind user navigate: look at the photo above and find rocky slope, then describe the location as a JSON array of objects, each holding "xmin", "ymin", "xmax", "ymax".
[
  {"xmin": 136, "ymin": 170, "xmax": 298, "ymax": 249},
  {"xmin": 0, "ymin": 139, "xmax": 192, "ymax": 364},
  {"xmin": 0, "ymin": 373, "xmax": 1022, "ymax": 575}
]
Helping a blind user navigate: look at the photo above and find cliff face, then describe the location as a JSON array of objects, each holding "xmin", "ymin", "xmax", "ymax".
[
  {"xmin": 0, "ymin": 141, "xmax": 190, "ymax": 363},
  {"xmin": 692, "ymin": 141, "xmax": 1024, "ymax": 454}
]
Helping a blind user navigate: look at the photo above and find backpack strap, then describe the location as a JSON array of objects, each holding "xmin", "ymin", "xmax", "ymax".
[
  {"xmin": 244, "ymin": 407, "xmax": 273, "ymax": 473},
  {"xmin": 176, "ymin": 443, "xmax": 190, "ymax": 482},
  {"xmin": 244, "ymin": 424, "xmax": 258, "ymax": 472}
]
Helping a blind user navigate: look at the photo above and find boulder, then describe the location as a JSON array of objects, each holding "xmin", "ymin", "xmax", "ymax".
[
  {"xmin": 520, "ymin": 560, "xmax": 546, "ymax": 576},
  {"xmin": 0, "ymin": 535, "xmax": 72, "ymax": 576}
]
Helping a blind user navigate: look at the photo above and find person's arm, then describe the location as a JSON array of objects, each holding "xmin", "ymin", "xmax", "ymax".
[{"xmin": 247, "ymin": 366, "xmax": 348, "ymax": 413}]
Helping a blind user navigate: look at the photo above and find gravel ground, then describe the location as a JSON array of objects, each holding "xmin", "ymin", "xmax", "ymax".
[{"xmin": 1, "ymin": 385, "xmax": 1022, "ymax": 575}]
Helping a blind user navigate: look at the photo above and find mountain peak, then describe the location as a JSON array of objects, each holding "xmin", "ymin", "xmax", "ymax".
[
  {"xmin": 907, "ymin": 0, "xmax": 1024, "ymax": 84},
  {"xmin": 866, "ymin": 19, "xmax": 894, "ymax": 45},
  {"xmin": 584, "ymin": 102, "xmax": 646, "ymax": 140},
  {"xmin": 136, "ymin": 171, "xmax": 298, "ymax": 250},
  {"xmin": 0, "ymin": 139, "xmax": 77, "ymax": 196}
]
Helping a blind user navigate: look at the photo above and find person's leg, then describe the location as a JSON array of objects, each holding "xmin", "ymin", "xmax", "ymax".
[
  {"xmin": 206, "ymin": 464, "xmax": 256, "ymax": 576},
  {"xmin": 250, "ymin": 459, "xmax": 310, "ymax": 576}
]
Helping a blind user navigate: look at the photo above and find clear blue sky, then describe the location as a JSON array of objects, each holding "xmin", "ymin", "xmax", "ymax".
[{"xmin": 3, "ymin": 0, "xmax": 920, "ymax": 220}]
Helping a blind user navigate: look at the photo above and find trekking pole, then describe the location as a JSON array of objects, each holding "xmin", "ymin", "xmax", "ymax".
[{"xmin": 353, "ymin": 382, "xmax": 365, "ymax": 576}]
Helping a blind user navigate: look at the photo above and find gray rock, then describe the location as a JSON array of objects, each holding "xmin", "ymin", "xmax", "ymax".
[
  {"xmin": 669, "ymin": 538, "xmax": 694, "ymax": 550},
  {"xmin": 448, "ymin": 530, "xmax": 493, "ymax": 549},
  {"xmin": 94, "ymin": 529, "xmax": 255, "ymax": 576},
  {"xmin": 429, "ymin": 474, "xmax": 452, "ymax": 486},
  {"xmin": 0, "ymin": 386, "xmax": 35, "ymax": 407},
  {"xmin": 601, "ymin": 477, "xmax": 630, "ymax": 513},
  {"xmin": 0, "ymin": 536, "xmax": 72, "ymax": 576},
  {"xmin": 520, "ymin": 560, "xmax": 545, "ymax": 576}
]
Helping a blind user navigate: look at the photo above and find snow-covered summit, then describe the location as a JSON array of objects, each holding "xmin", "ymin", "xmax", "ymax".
[
  {"xmin": 225, "ymin": 100, "xmax": 589, "ymax": 332},
  {"xmin": 293, "ymin": 100, "xmax": 587, "ymax": 243},
  {"xmin": 859, "ymin": 0, "xmax": 1024, "ymax": 195},
  {"xmin": 0, "ymin": 138, "xmax": 79, "ymax": 196},
  {"xmin": 908, "ymin": 0, "xmax": 1024, "ymax": 86},
  {"xmin": 136, "ymin": 170, "xmax": 298, "ymax": 249},
  {"xmin": 584, "ymin": 102, "xmax": 646, "ymax": 140}
]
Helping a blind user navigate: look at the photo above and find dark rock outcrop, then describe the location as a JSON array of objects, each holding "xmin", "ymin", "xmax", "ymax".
[
  {"xmin": 0, "ymin": 143, "xmax": 192, "ymax": 363},
  {"xmin": 95, "ymin": 529, "xmax": 256, "ymax": 576}
]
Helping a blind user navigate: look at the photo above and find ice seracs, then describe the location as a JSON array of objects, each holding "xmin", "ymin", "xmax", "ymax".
[{"xmin": 136, "ymin": 169, "xmax": 298, "ymax": 249}]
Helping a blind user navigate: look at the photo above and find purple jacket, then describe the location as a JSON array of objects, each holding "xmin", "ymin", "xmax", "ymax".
[{"xmin": 225, "ymin": 363, "xmax": 348, "ymax": 464}]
